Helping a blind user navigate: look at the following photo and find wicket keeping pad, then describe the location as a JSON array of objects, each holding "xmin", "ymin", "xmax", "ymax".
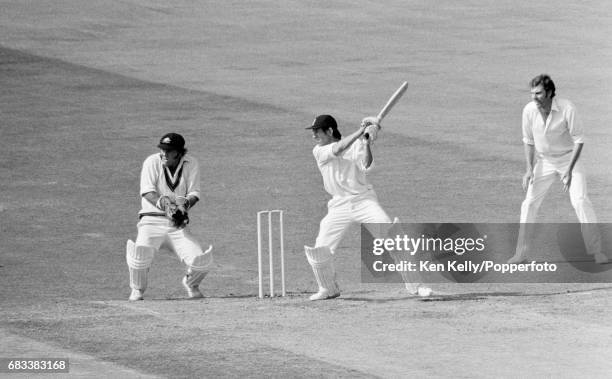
[
  {"xmin": 126, "ymin": 239, "xmax": 155, "ymax": 269},
  {"xmin": 184, "ymin": 244, "xmax": 213, "ymax": 271}
]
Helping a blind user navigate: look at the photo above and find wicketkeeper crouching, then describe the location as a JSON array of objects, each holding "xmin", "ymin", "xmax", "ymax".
[{"xmin": 126, "ymin": 133, "xmax": 213, "ymax": 301}]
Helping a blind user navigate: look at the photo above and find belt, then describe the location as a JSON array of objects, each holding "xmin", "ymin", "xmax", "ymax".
[
  {"xmin": 139, "ymin": 212, "xmax": 166, "ymax": 220},
  {"xmin": 537, "ymin": 150, "xmax": 572, "ymax": 159}
]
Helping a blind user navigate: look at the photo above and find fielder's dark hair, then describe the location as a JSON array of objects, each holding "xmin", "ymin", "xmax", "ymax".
[{"xmin": 530, "ymin": 74, "xmax": 556, "ymax": 98}]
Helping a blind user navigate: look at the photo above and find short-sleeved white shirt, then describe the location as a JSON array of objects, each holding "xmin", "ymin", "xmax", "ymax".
[
  {"xmin": 139, "ymin": 153, "xmax": 201, "ymax": 215},
  {"xmin": 522, "ymin": 98, "xmax": 585, "ymax": 157},
  {"xmin": 312, "ymin": 139, "xmax": 372, "ymax": 198}
]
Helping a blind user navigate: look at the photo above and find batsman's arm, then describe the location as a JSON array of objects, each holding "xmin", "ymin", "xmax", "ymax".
[
  {"xmin": 363, "ymin": 139, "xmax": 373, "ymax": 169},
  {"xmin": 332, "ymin": 124, "xmax": 368, "ymax": 156}
]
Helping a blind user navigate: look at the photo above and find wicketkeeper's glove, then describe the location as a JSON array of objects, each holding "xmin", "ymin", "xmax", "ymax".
[
  {"xmin": 157, "ymin": 196, "xmax": 190, "ymax": 229},
  {"xmin": 170, "ymin": 207, "xmax": 189, "ymax": 229}
]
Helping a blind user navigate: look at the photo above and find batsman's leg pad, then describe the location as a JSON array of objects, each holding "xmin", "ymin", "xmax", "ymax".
[
  {"xmin": 387, "ymin": 218, "xmax": 431, "ymax": 296},
  {"xmin": 388, "ymin": 248, "xmax": 430, "ymax": 295},
  {"xmin": 305, "ymin": 245, "xmax": 340, "ymax": 299},
  {"xmin": 184, "ymin": 245, "xmax": 213, "ymax": 272}
]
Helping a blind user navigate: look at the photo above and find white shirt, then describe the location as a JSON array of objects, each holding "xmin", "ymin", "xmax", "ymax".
[
  {"xmin": 522, "ymin": 98, "xmax": 585, "ymax": 157},
  {"xmin": 139, "ymin": 153, "xmax": 201, "ymax": 215},
  {"xmin": 313, "ymin": 139, "xmax": 372, "ymax": 198}
]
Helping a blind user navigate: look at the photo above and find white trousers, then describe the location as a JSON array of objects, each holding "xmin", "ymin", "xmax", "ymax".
[
  {"xmin": 315, "ymin": 190, "xmax": 391, "ymax": 253},
  {"xmin": 517, "ymin": 155, "xmax": 601, "ymax": 256},
  {"xmin": 136, "ymin": 216, "xmax": 206, "ymax": 267},
  {"xmin": 520, "ymin": 156, "xmax": 597, "ymax": 223}
]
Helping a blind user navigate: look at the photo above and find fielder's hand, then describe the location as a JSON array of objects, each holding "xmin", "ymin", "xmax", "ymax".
[
  {"xmin": 561, "ymin": 171, "xmax": 572, "ymax": 192},
  {"xmin": 522, "ymin": 171, "xmax": 534, "ymax": 192}
]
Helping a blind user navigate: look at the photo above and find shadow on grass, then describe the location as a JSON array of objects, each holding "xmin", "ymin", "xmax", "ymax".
[{"xmin": 341, "ymin": 285, "xmax": 612, "ymax": 303}]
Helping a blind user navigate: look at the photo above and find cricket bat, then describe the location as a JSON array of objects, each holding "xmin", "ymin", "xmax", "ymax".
[{"xmin": 365, "ymin": 81, "xmax": 408, "ymax": 139}]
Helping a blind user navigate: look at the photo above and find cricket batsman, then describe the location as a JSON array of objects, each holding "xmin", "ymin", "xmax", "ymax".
[
  {"xmin": 126, "ymin": 133, "xmax": 213, "ymax": 301},
  {"xmin": 304, "ymin": 115, "xmax": 432, "ymax": 300}
]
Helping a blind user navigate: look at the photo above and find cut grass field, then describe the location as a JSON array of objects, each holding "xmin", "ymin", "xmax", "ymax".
[{"xmin": 1, "ymin": 1, "xmax": 611, "ymax": 377}]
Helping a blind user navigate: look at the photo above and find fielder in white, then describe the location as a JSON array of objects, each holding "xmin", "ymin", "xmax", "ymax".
[
  {"xmin": 508, "ymin": 74, "xmax": 608, "ymax": 264},
  {"xmin": 304, "ymin": 115, "xmax": 432, "ymax": 300},
  {"xmin": 126, "ymin": 133, "xmax": 213, "ymax": 301}
]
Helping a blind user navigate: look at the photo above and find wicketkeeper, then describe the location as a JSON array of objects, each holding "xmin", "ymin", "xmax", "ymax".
[
  {"xmin": 126, "ymin": 133, "xmax": 213, "ymax": 301},
  {"xmin": 304, "ymin": 115, "xmax": 432, "ymax": 300}
]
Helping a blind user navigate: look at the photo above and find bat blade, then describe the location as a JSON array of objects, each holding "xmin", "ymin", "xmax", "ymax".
[
  {"xmin": 365, "ymin": 81, "xmax": 408, "ymax": 139},
  {"xmin": 377, "ymin": 81, "xmax": 408, "ymax": 122}
]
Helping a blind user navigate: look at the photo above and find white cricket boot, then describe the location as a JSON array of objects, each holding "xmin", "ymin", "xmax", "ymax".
[
  {"xmin": 404, "ymin": 283, "xmax": 433, "ymax": 297},
  {"xmin": 309, "ymin": 288, "xmax": 341, "ymax": 301},
  {"xmin": 305, "ymin": 246, "xmax": 340, "ymax": 301},
  {"xmin": 507, "ymin": 252, "xmax": 527, "ymax": 264},
  {"xmin": 129, "ymin": 288, "xmax": 144, "ymax": 301}
]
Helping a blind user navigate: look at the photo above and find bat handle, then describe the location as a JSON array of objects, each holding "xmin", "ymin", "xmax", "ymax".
[{"xmin": 363, "ymin": 117, "xmax": 381, "ymax": 139}]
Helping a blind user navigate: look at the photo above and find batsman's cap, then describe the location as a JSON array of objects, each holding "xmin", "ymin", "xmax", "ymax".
[
  {"xmin": 306, "ymin": 115, "xmax": 337, "ymax": 131},
  {"xmin": 157, "ymin": 133, "xmax": 185, "ymax": 150}
]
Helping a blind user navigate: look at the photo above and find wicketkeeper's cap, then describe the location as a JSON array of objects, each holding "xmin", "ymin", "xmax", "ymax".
[
  {"xmin": 157, "ymin": 133, "xmax": 185, "ymax": 150},
  {"xmin": 306, "ymin": 115, "xmax": 337, "ymax": 131}
]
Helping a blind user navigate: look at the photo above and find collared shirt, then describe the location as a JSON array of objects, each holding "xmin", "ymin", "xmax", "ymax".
[
  {"xmin": 312, "ymin": 138, "xmax": 373, "ymax": 198},
  {"xmin": 139, "ymin": 153, "xmax": 201, "ymax": 215},
  {"xmin": 522, "ymin": 98, "xmax": 585, "ymax": 157}
]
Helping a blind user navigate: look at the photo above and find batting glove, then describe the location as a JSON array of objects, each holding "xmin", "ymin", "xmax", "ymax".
[
  {"xmin": 361, "ymin": 116, "xmax": 380, "ymax": 128},
  {"xmin": 364, "ymin": 124, "xmax": 380, "ymax": 141}
]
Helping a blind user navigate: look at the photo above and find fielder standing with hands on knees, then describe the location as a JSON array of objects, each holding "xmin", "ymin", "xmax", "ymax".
[
  {"xmin": 126, "ymin": 133, "xmax": 214, "ymax": 301},
  {"xmin": 509, "ymin": 74, "xmax": 607, "ymax": 264},
  {"xmin": 304, "ymin": 115, "xmax": 432, "ymax": 300}
]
